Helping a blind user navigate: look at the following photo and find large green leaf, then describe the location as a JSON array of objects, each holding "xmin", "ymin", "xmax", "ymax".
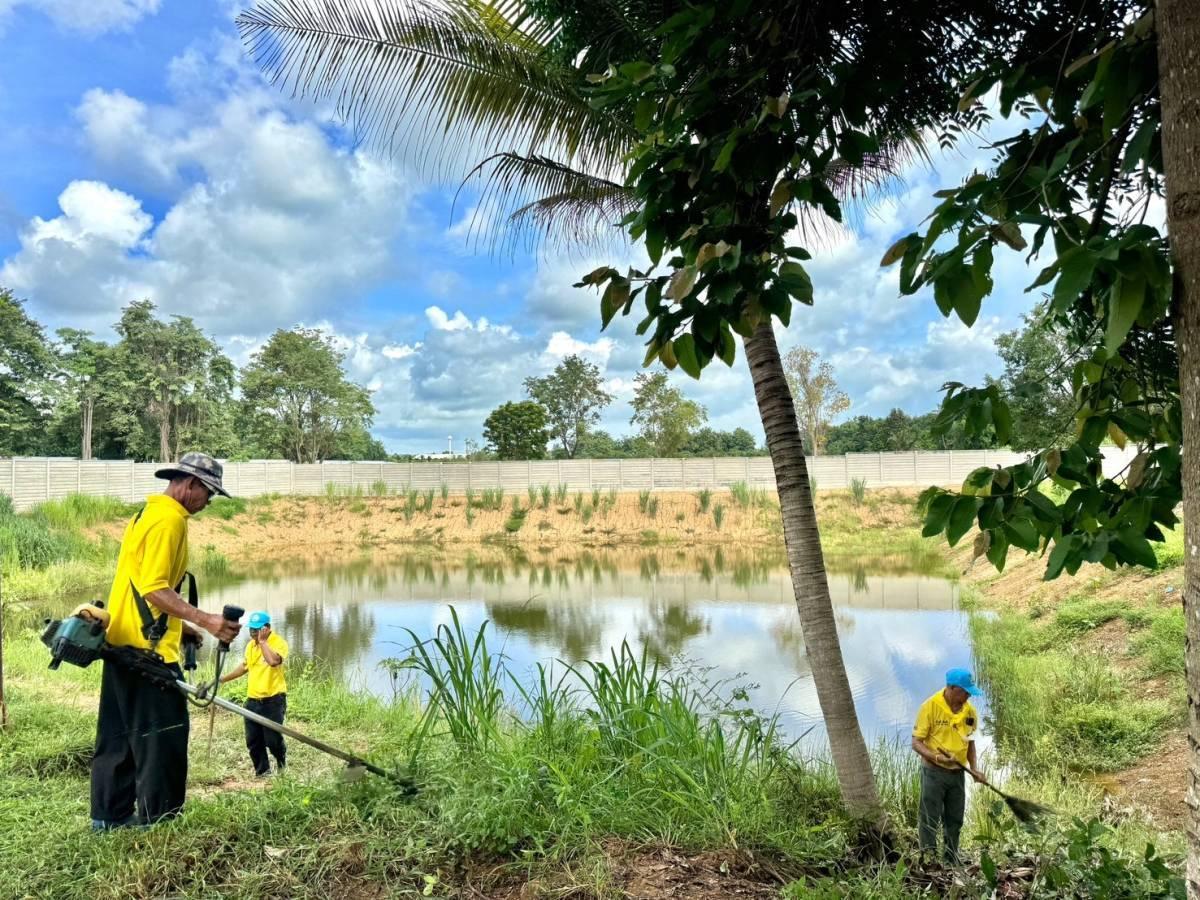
[
  {"xmin": 1105, "ymin": 276, "xmax": 1144, "ymax": 356},
  {"xmin": 673, "ymin": 334, "xmax": 702, "ymax": 378},
  {"xmin": 946, "ymin": 496, "xmax": 979, "ymax": 546}
]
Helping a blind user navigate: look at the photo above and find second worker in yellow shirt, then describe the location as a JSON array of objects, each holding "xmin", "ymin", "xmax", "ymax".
[{"xmin": 221, "ymin": 611, "xmax": 289, "ymax": 776}]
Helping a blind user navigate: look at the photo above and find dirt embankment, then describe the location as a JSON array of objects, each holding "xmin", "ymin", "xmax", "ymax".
[{"xmin": 84, "ymin": 488, "xmax": 927, "ymax": 566}]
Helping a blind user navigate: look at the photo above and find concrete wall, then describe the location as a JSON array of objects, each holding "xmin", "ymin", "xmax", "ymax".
[{"xmin": 0, "ymin": 448, "xmax": 1139, "ymax": 511}]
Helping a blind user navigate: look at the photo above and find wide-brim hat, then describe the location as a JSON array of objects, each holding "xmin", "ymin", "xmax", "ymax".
[{"xmin": 155, "ymin": 452, "xmax": 231, "ymax": 497}]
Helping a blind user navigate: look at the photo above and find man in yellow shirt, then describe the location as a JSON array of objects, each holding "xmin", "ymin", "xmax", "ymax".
[
  {"xmin": 221, "ymin": 611, "xmax": 289, "ymax": 776},
  {"xmin": 911, "ymin": 668, "xmax": 986, "ymax": 864},
  {"xmin": 91, "ymin": 452, "xmax": 242, "ymax": 830}
]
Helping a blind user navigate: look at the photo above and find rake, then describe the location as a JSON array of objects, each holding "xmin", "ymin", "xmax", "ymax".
[{"xmin": 955, "ymin": 762, "xmax": 1053, "ymax": 825}]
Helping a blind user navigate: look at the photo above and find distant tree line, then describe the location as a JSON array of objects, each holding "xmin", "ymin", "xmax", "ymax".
[
  {"xmin": 482, "ymin": 355, "xmax": 766, "ymax": 460},
  {"xmin": 0, "ymin": 289, "xmax": 383, "ymax": 462},
  {"xmin": 482, "ymin": 317, "xmax": 1068, "ymax": 461}
]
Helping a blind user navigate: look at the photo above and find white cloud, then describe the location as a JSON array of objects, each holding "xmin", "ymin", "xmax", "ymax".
[
  {"xmin": 5, "ymin": 82, "xmax": 414, "ymax": 337},
  {"xmin": 0, "ymin": 0, "xmax": 159, "ymax": 35},
  {"xmin": 425, "ymin": 306, "xmax": 506, "ymax": 333},
  {"xmin": 543, "ymin": 331, "xmax": 614, "ymax": 364}
]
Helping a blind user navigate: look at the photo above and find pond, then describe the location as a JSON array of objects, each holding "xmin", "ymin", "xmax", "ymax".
[{"xmin": 206, "ymin": 548, "xmax": 986, "ymax": 752}]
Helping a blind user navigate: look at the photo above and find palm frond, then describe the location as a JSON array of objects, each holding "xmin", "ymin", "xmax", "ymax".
[
  {"xmin": 457, "ymin": 152, "xmax": 634, "ymax": 257},
  {"xmin": 237, "ymin": 0, "xmax": 634, "ymax": 177}
]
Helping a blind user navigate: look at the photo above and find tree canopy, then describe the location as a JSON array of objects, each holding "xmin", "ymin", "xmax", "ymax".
[
  {"xmin": 240, "ymin": 328, "xmax": 377, "ymax": 464},
  {"xmin": 523, "ymin": 354, "xmax": 612, "ymax": 458},
  {"xmin": 483, "ymin": 400, "xmax": 550, "ymax": 460}
]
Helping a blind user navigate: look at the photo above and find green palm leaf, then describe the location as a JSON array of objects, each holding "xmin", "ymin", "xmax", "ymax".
[
  {"xmin": 459, "ymin": 152, "xmax": 635, "ymax": 255},
  {"xmin": 237, "ymin": 0, "xmax": 633, "ymax": 176}
]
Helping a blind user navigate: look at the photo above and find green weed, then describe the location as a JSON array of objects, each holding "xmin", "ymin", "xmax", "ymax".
[
  {"xmin": 849, "ymin": 478, "xmax": 867, "ymax": 505},
  {"xmin": 697, "ymin": 488, "xmax": 712, "ymax": 513},
  {"xmin": 1130, "ymin": 607, "xmax": 1185, "ymax": 676}
]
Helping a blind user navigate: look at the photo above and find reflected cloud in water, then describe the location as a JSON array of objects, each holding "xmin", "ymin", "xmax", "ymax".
[{"xmin": 209, "ymin": 548, "xmax": 981, "ymax": 747}]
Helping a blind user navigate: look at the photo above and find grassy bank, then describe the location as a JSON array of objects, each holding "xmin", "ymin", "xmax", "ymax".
[
  {"xmin": 0, "ymin": 615, "xmax": 1181, "ymax": 899},
  {"xmin": 2, "ymin": 493, "xmax": 243, "ymax": 610},
  {"xmin": 0, "ymin": 487, "xmax": 1189, "ymax": 895}
]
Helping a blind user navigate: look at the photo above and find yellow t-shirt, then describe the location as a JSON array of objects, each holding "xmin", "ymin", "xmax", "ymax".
[
  {"xmin": 912, "ymin": 690, "xmax": 978, "ymax": 768},
  {"xmin": 105, "ymin": 495, "xmax": 190, "ymax": 665},
  {"xmin": 245, "ymin": 632, "xmax": 289, "ymax": 699}
]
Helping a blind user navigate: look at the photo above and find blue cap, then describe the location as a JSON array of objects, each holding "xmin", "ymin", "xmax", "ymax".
[
  {"xmin": 248, "ymin": 611, "xmax": 271, "ymax": 629},
  {"xmin": 946, "ymin": 667, "xmax": 981, "ymax": 696}
]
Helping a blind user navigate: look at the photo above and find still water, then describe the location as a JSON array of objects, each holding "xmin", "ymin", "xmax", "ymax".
[{"xmin": 208, "ymin": 549, "xmax": 983, "ymax": 748}]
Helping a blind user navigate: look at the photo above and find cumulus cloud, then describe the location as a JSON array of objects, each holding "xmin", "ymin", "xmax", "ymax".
[
  {"xmin": 5, "ymin": 83, "xmax": 413, "ymax": 337},
  {"xmin": 0, "ymin": 0, "xmax": 159, "ymax": 35}
]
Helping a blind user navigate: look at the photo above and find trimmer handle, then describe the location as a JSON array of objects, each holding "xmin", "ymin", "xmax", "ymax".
[{"xmin": 218, "ymin": 605, "xmax": 244, "ymax": 652}]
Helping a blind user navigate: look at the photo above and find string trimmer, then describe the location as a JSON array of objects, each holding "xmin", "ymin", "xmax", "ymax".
[{"xmin": 42, "ymin": 602, "xmax": 413, "ymax": 790}]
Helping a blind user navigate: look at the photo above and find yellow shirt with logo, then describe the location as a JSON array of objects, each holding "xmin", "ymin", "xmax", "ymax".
[
  {"xmin": 912, "ymin": 690, "xmax": 978, "ymax": 768},
  {"xmin": 105, "ymin": 495, "xmax": 190, "ymax": 665},
  {"xmin": 245, "ymin": 632, "xmax": 289, "ymax": 699}
]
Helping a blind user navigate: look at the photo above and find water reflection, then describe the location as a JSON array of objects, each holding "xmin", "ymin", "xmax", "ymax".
[{"xmin": 207, "ymin": 548, "xmax": 980, "ymax": 746}]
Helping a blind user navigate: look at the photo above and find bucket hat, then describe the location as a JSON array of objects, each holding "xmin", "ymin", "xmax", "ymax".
[{"xmin": 154, "ymin": 452, "xmax": 230, "ymax": 497}]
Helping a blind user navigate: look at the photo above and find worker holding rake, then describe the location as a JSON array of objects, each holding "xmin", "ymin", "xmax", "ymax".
[{"xmin": 911, "ymin": 667, "xmax": 986, "ymax": 864}]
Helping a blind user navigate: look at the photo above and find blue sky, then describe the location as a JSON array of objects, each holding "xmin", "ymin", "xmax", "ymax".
[{"xmin": 0, "ymin": 0, "xmax": 1047, "ymax": 454}]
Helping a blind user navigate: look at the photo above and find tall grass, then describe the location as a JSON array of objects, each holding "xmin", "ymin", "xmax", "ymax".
[
  {"xmin": 440, "ymin": 481, "xmax": 450, "ymax": 502},
  {"xmin": 849, "ymin": 477, "xmax": 867, "ymax": 505},
  {"xmin": 713, "ymin": 503, "xmax": 725, "ymax": 530},
  {"xmin": 527, "ymin": 486, "xmax": 538, "ymax": 506},
  {"xmin": 399, "ymin": 608, "xmax": 506, "ymax": 754},
  {"xmin": 369, "ymin": 479, "xmax": 389, "ymax": 497},
  {"xmin": 697, "ymin": 488, "xmax": 712, "ymax": 513},
  {"xmin": 637, "ymin": 489, "xmax": 651, "ymax": 513},
  {"xmin": 729, "ymin": 481, "xmax": 770, "ymax": 509},
  {"xmin": 555, "ymin": 483, "xmax": 569, "ymax": 504},
  {"xmin": 971, "ymin": 612, "xmax": 1177, "ymax": 772},
  {"xmin": 540, "ymin": 484, "xmax": 551, "ymax": 509}
]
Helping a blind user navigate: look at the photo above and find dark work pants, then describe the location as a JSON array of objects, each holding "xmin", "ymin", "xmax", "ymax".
[
  {"xmin": 919, "ymin": 765, "xmax": 966, "ymax": 863},
  {"xmin": 244, "ymin": 694, "xmax": 287, "ymax": 775},
  {"xmin": 91, "ymin": 659, "xmax": 189, "ymax": 825}
]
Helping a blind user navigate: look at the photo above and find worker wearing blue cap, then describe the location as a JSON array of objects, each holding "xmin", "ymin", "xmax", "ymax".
[
  {"xmin": 911, "ymin": 667, "xmax": 985, "ymax": 864},
  {"xmin": 220, "ymin": 611, "xmax": 289, "ymax": 776}
]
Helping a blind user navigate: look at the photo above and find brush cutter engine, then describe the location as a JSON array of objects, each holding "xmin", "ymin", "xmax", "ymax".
[{"xmin": 41, "ymin": 603, "xmax": 110, "ymax": 670}]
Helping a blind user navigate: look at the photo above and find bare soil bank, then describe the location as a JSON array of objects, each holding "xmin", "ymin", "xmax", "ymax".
[{"xmin": 90, "ymin": 487, "xmax": 929, "ymax": 565}]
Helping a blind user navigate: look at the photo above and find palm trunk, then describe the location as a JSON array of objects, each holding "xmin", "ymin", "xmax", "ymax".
[
  {"xmin": 1157, "ymin": 2, "xmax": 1200, "ymax": 894},
  {"xmin": 744, "ymin": 321, "xmax": 884, "ymax": 822},
  {"xmin": 81, "ymin": 397, "xmax": 93, "ymax": 461}
]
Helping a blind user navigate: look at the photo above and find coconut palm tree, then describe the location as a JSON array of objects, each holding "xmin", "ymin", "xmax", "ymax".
[{"xmin": 234, "ymin": 0, "xmax": 984, "ymax": 821}]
